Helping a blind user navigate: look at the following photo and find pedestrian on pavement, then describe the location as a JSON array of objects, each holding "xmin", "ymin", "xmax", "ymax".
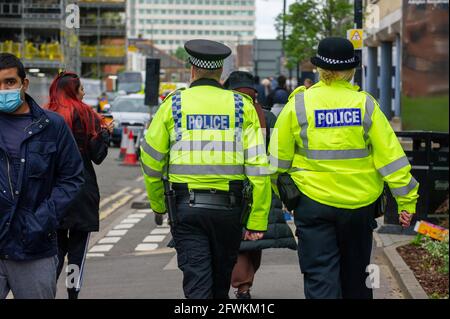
[
  {"xmin": 261, "ymin": 78, "xmax": 272, "ymax": 103},
  {"xmin": 268, "ymin": 37, "xmax": 419, "ymax": 299},
  {"xmin": 224, "ymin": 71, "xmax": 297, "ymax": 299},
  {"xmin": 266, "ymin": 75, "xmax": 289, "ymax": 117},
  {"xmin": 0, "ymin": 53, "xmax": 84, "ymax": 299},
  {"xmin": 46, "ymin": 71, "xmax": 113, "ymax": 299},
  {"xmin": 253, "ymin": 76, "xmax": 267, "ymax": 108},
  {"xmin": 140, "ymin": 39, "xmax": 271, "ymax": 299}
]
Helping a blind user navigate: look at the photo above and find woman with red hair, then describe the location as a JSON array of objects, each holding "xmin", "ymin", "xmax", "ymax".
[{"xmin": 46, "ymin": 72, "xmax": 113, "ymax": 299}]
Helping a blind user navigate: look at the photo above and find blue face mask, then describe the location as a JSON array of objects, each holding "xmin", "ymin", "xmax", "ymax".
[{"xmin": 0, "ymin": 86, "xmax": 23, "ymax": 113}]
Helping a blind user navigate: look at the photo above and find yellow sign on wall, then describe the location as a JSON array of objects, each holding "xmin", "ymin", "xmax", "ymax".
[{"xmin": 347, "ymin": 29, "xmax": 363, "ymax": 50}]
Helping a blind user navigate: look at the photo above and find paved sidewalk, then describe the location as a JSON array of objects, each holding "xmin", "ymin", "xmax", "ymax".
[
  {"xmin": 373, "ymin": 217, "xmax": 429, "ymax": 299},
  {"xmin": 243, "ymin": 220, "xmax": 405, "ymax": 299}
]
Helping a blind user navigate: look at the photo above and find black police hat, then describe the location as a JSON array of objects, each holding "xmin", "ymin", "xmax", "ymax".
[
  {"xmin": 184, "ymin": 39, "xmax": 232, "ymax": 70},
  {"xmin": 224, "ymin": 71, "xmax": 256, "ymax": 91},
  {"xmin": 310, "ymin": 37, "xmax": 360, "ymax": 71}
]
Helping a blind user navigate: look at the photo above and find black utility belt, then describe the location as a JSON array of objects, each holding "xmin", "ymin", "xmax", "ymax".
[{"xmin": 175, "ymin": 190, "xmax": 243, "ymax": 211}]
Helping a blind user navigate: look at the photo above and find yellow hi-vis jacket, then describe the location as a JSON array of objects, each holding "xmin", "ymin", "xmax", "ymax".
[
  {"xmin": 268, "ymin": 80, "xmax": 419, "ymax": 213},
  {"xmin": 140, "ymin": 82, "xmax": 272, "ymax": 231}
]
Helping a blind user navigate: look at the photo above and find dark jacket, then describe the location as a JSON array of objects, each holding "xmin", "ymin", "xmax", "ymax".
[
  {"xmin": 0, "ymin": 95, "xmax": 84, "ymax": 261},
  {"xmin": 262, "ymin": 109, "xmax": 277, "ymax": 148},
  {"xmin": 59, "ymin": 110, "xmax": 109, "ymax": 232},
  {"xmin": 240, "ymin": 196, "xmax": 297, "ymax": 251},
  {"xmin": 255, "ymin": 83, "xmax": 267, "ymax": 107},
  {"xmin": 266, "ymin": 87, "xmax": 289, "ymax": 109},
  {"xmin": 239, "ymin": 106, "xmax": 297, "ymax": 252}
]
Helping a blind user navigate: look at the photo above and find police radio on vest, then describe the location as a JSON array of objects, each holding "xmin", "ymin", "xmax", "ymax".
[{"xmin": 315, "ymin": 108, "xmax": 362, "ymax": 128}]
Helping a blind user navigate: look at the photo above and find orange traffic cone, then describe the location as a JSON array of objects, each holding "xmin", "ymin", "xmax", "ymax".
[
  {"xmin": 116, "ymin": 126, "xmax": 128, "ymax": 161},
  {"xmin": 121, "ymin": 130, "xmax": 139, "ymax": 166}
]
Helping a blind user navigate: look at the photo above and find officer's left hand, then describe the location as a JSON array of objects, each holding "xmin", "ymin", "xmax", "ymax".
[{"xmin": 244, "ymin": 230, "xmax": 264, "ymax": 241}]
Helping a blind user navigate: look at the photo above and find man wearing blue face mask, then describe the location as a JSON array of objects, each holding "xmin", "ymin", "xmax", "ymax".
[{"xmin": 0, "ymin": 53, "xmax": 84, "ymax": 299}]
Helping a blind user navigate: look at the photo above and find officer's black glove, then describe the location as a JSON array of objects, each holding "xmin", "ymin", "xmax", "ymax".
[{"xmin": 154, "ymin": 213, "xmax": 164, "ymax": 226}]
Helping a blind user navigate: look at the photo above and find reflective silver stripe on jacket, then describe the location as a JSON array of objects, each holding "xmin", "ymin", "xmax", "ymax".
[
  {"xmin": 378, "ymin": 156, "xmax": 410, "ymax": 177},
  {"xmin": 245, "ymin": 144, "xmax": 266, "ymax": 159},
  {"xmin": 295, "ymin": 145, "xmax": 370, "ymax": 160},
  {"xmin": 390, "ymin": 177, "xmax": 418, "ymax": 196},
  {"xmin": 245, "ymin": 165, "xmax": 270, "ymax": 176},
  {"xmin": 295, "ymin": 92, "xmax": 309, "ymax": 149},
  {"xmin": 141, "ymin": 139, "xmax": 166, "ymax": 161},
  {"xmin": 268, "ymin": 155, "xmax": 292, "ymax": 169},
  {"xmin": 363, "ymin": 96, "xmax": 375, "ymax": 142},
  {"xmin": 169, "ymin": 164, "xmax": 244, "ymax": 175},
  {"xmin": 141, "ymin": 162, "xmax": 163, "ymax": 178},
  {"xmin": 171, "ymin": 140, "xmax": 242, "ymax": 152}
]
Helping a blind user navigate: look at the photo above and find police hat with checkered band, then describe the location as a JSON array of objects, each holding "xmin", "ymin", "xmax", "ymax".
[
  {"xmin": 184, "ymin": 39, "xmax": 232, "ymax": 70},
  {"xmin": 310, "ymin": 37, "xmax": 360, "ymax": 71}
]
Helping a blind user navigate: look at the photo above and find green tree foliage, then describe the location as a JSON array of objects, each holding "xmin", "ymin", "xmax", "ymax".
[
  {"xmin": 276, "ymin": 0, "xmax": 354, "ymax": 65},
  {"xmin": 173, "ymin": 47, "xmax": 190, "ymax": 68}
]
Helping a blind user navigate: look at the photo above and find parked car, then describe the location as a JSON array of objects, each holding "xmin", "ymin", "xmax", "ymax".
[{"xmin": 108, "ymin": 94, "xmax": 153, "ymax": 147}]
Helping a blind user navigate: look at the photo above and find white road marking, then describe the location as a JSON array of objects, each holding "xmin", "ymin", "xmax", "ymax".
[
  {"xmin": 86, "ymin": 253, "xmax": 105, "ymax": 258},
  {"xmin": 89, "ymin": 245, "xmax": 113, "ymax": 253},
  {"xmin": 135, "ymin": 243, "xmax": 158, "ymax": 251},
  {"xmin": 98, "ymin": 237, "xmax": 121, "ymax": 244},
  {"xmin": 136, "ymin": 209, "xmax": 153, "ymax": 213},
  {"xmin": 107, "ymin": 229, "xmax": 128, "ymax": 236},
  {"xmin": 135, "ymin": 175, "xmax": 144, "ymax": 182},
  {"xmin": 114, "ymin": 223, "xmax": 134, "ymax": 230},
  {"xmin": 163, "ymin": 254, "xmax": 178, "ymax": 270},
  {"xmin": 143, "ymin": 235, "xmax": 166, "ymax": 243},
  {"xmin": 99, "ymin": 187, "xmax": 131, "ymax": 209},
  {"xmin": 100, "ymin": 194, "xmax": 134, "ymax": 221},
  {"xmin": 128, "ymin": 213, "xmax": 147, "ymax": 218},
  {"xmin": 121, "ymin": 218, "xmax": 141, "ymax": 224},
  {"xmin": 151, "ymin": 228, "xmax": 171, "ymax": 235},
  {"xmin": 131, "ymin": 188, "xmax": 142, "ymax": 195}
]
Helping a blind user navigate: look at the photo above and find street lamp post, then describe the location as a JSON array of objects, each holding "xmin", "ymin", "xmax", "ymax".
[{"xmin": 354, "ymin": 0, "xmax": 363, "ymax": 87}]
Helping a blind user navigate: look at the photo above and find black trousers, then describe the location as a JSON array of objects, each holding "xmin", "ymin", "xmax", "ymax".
[
  {"xmin": 293, "ymin": 193, "xmax": 376, "ymax": 299},
  {"xmin": 56, "ymin": 229, "xmax": 91, "ymax": 299},
  {"xmin": 171, "ymin": 202, "xmax": 243, "ymax": 299}
]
